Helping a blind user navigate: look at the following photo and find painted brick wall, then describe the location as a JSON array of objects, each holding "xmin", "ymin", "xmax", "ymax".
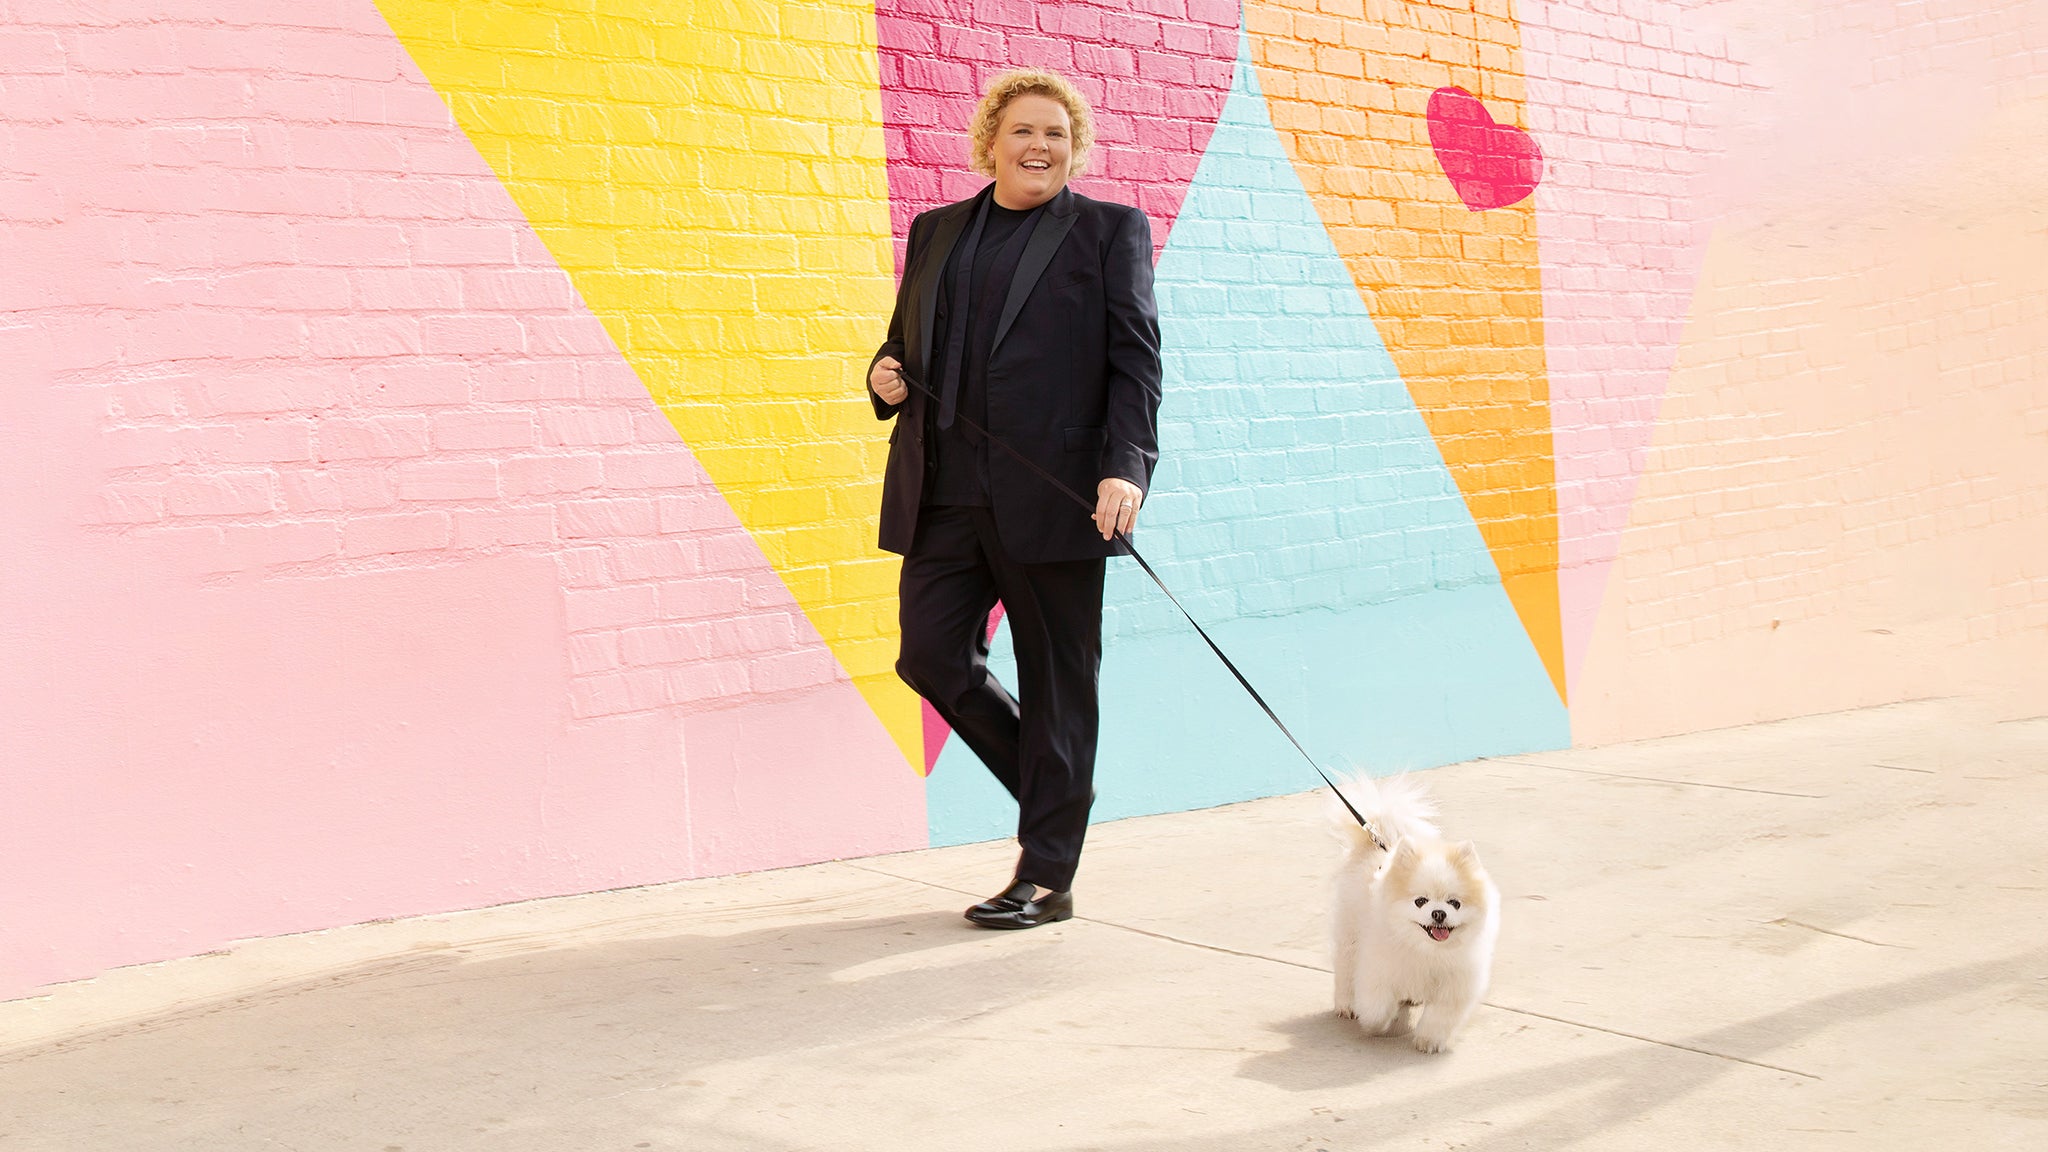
[
  {"xmin": 4, "ymin": 0, "xmax": 2044, "ymax": 999},
  {"xmin": 0, "ymin": 0, "xmax": 921, "ymax": 1001}
]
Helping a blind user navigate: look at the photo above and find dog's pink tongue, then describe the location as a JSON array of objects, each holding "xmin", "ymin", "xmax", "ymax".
[{"xmin": 1429, "ymin": 927, "xmax": 1452, "ymax": 941}]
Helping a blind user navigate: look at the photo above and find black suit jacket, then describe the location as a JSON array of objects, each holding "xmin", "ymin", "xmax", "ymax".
[{"xmin": 869, "ymin": 185, "xmax": 1163, "ymax": 564}]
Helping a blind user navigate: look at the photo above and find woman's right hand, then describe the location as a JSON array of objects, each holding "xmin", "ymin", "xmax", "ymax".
[{"xmin": 870, "ymin": 357, "xmax": 908, "ymax": 406}]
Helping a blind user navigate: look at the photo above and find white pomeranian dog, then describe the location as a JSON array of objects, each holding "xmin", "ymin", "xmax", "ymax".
[{"xmin": 1329, "ymin": 774, "xmax": 1499, "ymax": 1053}]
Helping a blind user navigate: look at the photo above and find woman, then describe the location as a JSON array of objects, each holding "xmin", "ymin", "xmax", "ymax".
[{"xmin": 867, "ymin": 70, "xmax": 1164, "ymax": 929}]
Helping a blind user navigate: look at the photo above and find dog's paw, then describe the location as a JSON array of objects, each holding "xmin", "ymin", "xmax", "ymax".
[
  {"xmin": 1411, "ymin": 1032, "xmax": 1454, "ymax": 1054},
  {"xmin": 1334, "ymin": 1006, "xmax": 1357, "ymax": 1020}
]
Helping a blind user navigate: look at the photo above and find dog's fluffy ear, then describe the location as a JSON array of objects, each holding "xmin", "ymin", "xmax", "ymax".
[{"xmin": 1451, "ymin": 840, "xmax": 1480, "ymax": 865}]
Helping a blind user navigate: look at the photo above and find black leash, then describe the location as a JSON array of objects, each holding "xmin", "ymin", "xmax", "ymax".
[{"xmin": 882, "ymin": 367, "xmax": 1386, "ymax": 849}]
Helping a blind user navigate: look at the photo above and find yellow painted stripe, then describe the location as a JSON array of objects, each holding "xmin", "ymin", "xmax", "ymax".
[
  {"xmin": 375, "ymin": 0, "xmax": 924, "ymax": 762},
  {"xmin": 1248, "ymin": 0, "xmax": 1565, "ymax": 701}
]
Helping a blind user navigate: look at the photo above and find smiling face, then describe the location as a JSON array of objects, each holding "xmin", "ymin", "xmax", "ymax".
[{"xmin": 988, "ymin": 93, "xmax": 1072, "ymax": 210}]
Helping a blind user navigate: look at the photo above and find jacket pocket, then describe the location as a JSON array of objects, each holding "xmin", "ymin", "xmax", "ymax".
[{"xmin": 1063, "ymin": 425, "xmax": 1108, "ymax": 452}]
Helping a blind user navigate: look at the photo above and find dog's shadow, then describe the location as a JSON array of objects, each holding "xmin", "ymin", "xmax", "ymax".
[{"xmin": 1240, "ymin": 1009, "xmax": 1429, "ymax": 1089}]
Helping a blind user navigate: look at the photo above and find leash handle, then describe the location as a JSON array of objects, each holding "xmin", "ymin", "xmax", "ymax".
[{"xmin": 879, "ymin": 365, "xmax": 1384, "ymax": 846}]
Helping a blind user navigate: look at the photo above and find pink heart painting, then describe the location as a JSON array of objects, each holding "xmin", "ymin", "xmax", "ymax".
[{"xmin": 1426, "ymin": 86, "xmax": 1544, "ymax": 211}]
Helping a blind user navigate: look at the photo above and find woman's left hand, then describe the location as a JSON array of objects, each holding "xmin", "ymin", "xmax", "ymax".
[{"xmin": 1094, "ymin": 477, "xmax": 1143, "ymax": 541}]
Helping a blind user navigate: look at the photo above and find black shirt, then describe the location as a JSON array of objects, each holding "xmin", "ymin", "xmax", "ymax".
[{"xmin": 925, "ymin": 200, "xmax": 1042, "ymax": 506}]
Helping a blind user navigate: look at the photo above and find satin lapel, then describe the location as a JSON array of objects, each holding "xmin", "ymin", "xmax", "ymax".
[
  {"xmin": 990, "ymin": 188, "xmax": 1079, "ymax": 356},
  {"xmin": 912, "ymin": 192, "xmax": 982, "ymax": 378}
]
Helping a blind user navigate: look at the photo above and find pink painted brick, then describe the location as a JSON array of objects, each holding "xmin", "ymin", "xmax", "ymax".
[
  {"xmin": 404, "ymin": 134, "xmax": 492, "ymax": 178},
  {"xmin": 897, "ymin": 55, "xmax": 975, "ymax": 93},
  {"xmin": 501, "ymin": 453, "xmax": 604, "ymax": 496},
  {"xmin": 133, "ymin": 523, "xmax": 227, "ymax": 570},
  {"xmin": 100, "ymin": 426, "xmax": 184, "ymax": 470},
  {"xmin": 341, "ymin": 510, "xmax": 451, "ymax": 557},
  {"xmin": 567, "ymin": 632, "xmax": 622, "ymax": 676},
  {"xmin": 351, "ymin": 268, "xmax": 464, "ymax": 311},
  {"xmin": 173, "ymin": 25, "xmax": 291, "ymax": 74},
  {"xmin": 735, "ymin": 611, "xmax": 799, "ymax": 653},
  {"xmin": 130, "ymin": 309, "xmax": 253, "ymax": 365},
  {"xmin": 630, "ymin": 411, "xmax": 673, "ymax": 443},
  {"xmin": 697, "ymin": 529, "xmax": 769, "ymax": 573},
  {"xmin": 102, "ymin": 378, "xmax": 191, "ymax": 421},
  {"xmin": 352, "ymin": 175, "xmax": 472, "ymax": 220},
  {"xmin": 875, "ymin": 15, "xmax": 937, "ymax": 53},
  {"xmin": 411, "ymin": 224, "xmax": 519, "ymax": 265},
  {"xmin": 453, "ymin": 507, "xmax": 556, "ymax": 548},
  {"xmin": 608, "ymin": 538, "xmax": 702, "ymax": 582},
  {"xmin": 0, "ymin": 178, "xmax": 68, "ymax": 236},
  {"xmin": 968, "ymin": 0, "xmax": 1037, "ymax": 32},
  {"xmin": 351, "ymin": 361, "xmax": 471, "ymax": 407},
  {"xmin": 145, "ymin": 125, "xmax": 255, "ymax": 168},
  {"xmin": 276, "ymin": 467, "xmax": 398, "ymax": 511},
  {"xmin": 190, "ymin": 367, "xmax": 339, "ymax": 417},
  {"xmin": 0, "ymin": 31, "xmax": 68, "ymax": 74},
  {"xmin": 603, "ymin": 450, "xmax": 702, "ymax": 490},
  {"xmin": 88, "ymin": 73, "xmax": 254, "ymax": 124},
  {"xmin": 618, "ymin": 621, "xmax": 710, "ymax": 666},
  {"xmin": 220, "ymin": 520, "xmax": 342, "ymax": 568},
  {"xmin": 296, "ymin": 222, "xmax": 409, "ymax": 266},
  {"xmin": 478, "ymin": 360, "xmax": 583, "ymax": 403},
  {"xmin": 276, "ymin": 29, "xmax": 398, "ymax": 82},
  {"xmin": 1006, "ymin": 35, "xmax": 1074, "ymax": 70},
  {"xmin": 165, "ymin": 471, "xmax": 277, "ymax": 517},
  {"xmin": 541, "ymin": 408, "xmax": 637, "ymax": 447},
  {"xmin": 521, "ymin": 314, "xmax": 607, "ymax": 356},
  {"xmin": 203, "ymin": 267, "xmax": 352, "ymax": 312},
  {"xmin": 1039, "ymin": 5, "xmax": 1104, "ymax": 38},
  {"xmin": 749, "ymin": 648, "xmax": 841, "ymax": 695},
  {"xmin": 579, "ymin": 360, "xmax": 648, "ymax": 400},
  {"xmin": 565, "ymin": 584, "xmax": 660, "ymax": 631},
  {"xmin": 567, "ymin": 671, "xmax": 631, "ymax": 720},
  {"xmin": 662, "ymin": 660, "xmax": 751, "ymax": 706},
  {"xmin": 936, "ymin": 25, "xmax": 1006, "ymax": 62},
  {"xmin": 96, "ymin": 482, "xmax": 168, "ymax": 524},
  {"xmin": 393, "ymin": 459, "xmax": 499, "ymax": 501},
  {"xmin": 421, "ymin": 314, "xmax": 524, "ymax": 355},
  {"xmin": 317, "ymin": 415, "xmax": 430, "ymax": 460},
  {"xmin": 656, "ymin": 576, "xmax": 747, "ymax": 620},
  {"xmin": 429, "ymin": 411, "xmax": 536, "ymax": 451},
  {"xmin": 68, "ymin": 27, "xmax": 181, "ymax": 75},
  {"xmin": 657, "ymin": 491, "xmax": 731, "ymax": 534},
  {"xmin": 559, "ymin": 497, "xmax": 661, "ymax": 539},
  {"xmin": 308, "ymin": 314, "xmax": 422, "ymax": 359},
  {"xmin": 461, "ymin": 268, "xmax": 575, "ymax": 310},
  {"xmin": 556, "ymin": 545, "xmax": 611, "ymax": 588},
  {"xmin": 287, "ymin": 124, "xmax": 406, "ymax": 172},
  {"xmin": 195, "ymin": 418, "xmax": 317, "ymax": 464},
  {"xmin": 742, "ymin": 569, "xmax": 793, "ymax": 610}
]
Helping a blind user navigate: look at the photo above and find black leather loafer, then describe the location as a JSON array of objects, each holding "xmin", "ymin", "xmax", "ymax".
[
  {"xmin": 967, "ymin": 878, "xmax": 1037, "ymax": 917},
  {"xmin": 964, "ymin": 887, "xmax": 1072, "ymax": 930}
]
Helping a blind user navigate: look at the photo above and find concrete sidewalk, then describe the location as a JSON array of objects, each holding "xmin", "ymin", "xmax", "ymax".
[{"xmin": 3, "ymin": 701, "xmax": 2043, "ymax": 1150}]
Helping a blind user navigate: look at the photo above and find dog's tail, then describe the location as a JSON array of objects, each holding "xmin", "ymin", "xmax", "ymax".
[{"xmin": 1328, "ymin": 772, "xmax": 1440, "ymax": 859}]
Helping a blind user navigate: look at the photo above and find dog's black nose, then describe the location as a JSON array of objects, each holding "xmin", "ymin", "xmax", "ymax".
[{"xmin": 1431, "ymin": 909, "xmax": 1447, "ymax": 924}]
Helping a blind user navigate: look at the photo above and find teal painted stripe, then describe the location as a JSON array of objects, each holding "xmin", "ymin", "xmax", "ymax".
[{"xmin": 927, "ymin": 27, "xmax": 1567, "ymax": 849}]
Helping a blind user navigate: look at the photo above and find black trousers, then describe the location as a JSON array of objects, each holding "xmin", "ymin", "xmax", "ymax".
[{"xmin": 896, "ymin": 505, "xmax": 1104, "ymax": 893}]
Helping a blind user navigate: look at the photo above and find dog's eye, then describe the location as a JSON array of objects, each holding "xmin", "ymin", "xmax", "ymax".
[
  {"xmin": 1413, "ymin": 897, "xmax": 1428, "ymax": 908},
  {"xmin": 1448, "ymin": 900, "xmax": 1462, "ymax": 910}
]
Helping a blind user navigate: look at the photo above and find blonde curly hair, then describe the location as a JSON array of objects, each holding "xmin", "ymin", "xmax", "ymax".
[{"xmin": 968, "ymin": 69, "xmax": 1095, "ymax": 179}]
